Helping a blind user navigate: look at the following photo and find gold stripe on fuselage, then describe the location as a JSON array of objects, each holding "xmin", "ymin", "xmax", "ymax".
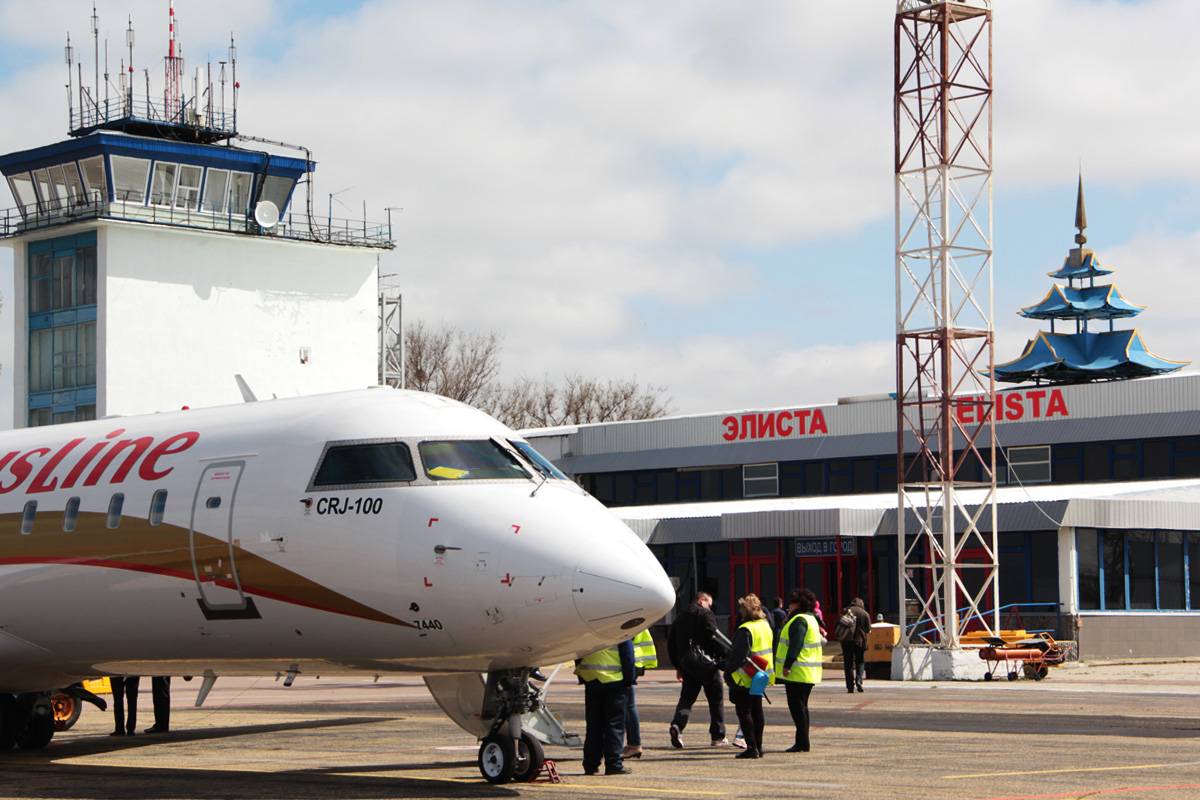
[{"xmin": 0, "ymin": 512, "xmax": 411, "ymax": 627}]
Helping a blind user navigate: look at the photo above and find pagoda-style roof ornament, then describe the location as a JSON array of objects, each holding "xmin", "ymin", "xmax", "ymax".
[{"xmin": 995, "ymin": 176, "xmax": 1187, "ymax": 385}]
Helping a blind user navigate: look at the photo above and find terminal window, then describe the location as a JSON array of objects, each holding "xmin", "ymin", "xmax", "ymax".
[
  {"xmin": 1077, "ymin": 528, "xmax": 1198, "ymax": 611},
  {"xmin": 743, "ymin": 463, "xmax": 779, "ymax": 498},
  {"xmin": 1007, "ymin": 445, "xmax": 1051, "ymax": 484}
]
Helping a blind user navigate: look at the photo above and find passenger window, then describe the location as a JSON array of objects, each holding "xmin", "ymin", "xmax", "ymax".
[
  {"xmin": 205, "ymin": 496, "xmax": 222, "ymax": 509},
  {"xmin": 106, "ymin": 493, "xmax": 124, "ymax": 529},
  {"xmin": 20, "ymin": 501, "xmax": 37, "ymax": 535},
  {"xmin": 312, "ymin": 441, "xmax": 416, "ymax": 488},
  {"xmin": 149, "ymin": 489, "xmax": 168, "ymax": 526},
  {"xmin": 63, "ymin": 497, "xmax": 80, "ymax": 532}
]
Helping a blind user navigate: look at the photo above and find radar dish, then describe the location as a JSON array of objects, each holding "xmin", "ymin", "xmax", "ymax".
[{"xmin": 254, "ymin": 200, "xmax": 280, "ymax": 229}]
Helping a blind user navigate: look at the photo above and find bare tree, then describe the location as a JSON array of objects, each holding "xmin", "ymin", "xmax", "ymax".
[
  {"xmin": 397, "ymin": 323, "xmax": 670, "ymax": 428},
  {"xmin": 498, "ymin": 375, "xmax": 671, "ymax": 429},
  {"xmin": 402, "ymin": 321, "xmax": 501, "ymax": 406}
]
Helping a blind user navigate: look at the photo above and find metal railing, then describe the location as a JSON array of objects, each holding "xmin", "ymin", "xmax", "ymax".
[
  {"xmin": 907, "ymin": 602, "xmax": 1064, "ymax": 643},
  {"xmin": 69, "ymin": 93, "xmax": 236, "ymax": 139},
  {"xmin": 0, "ymin": 197, "xmax": 393, "ymax": 249}
]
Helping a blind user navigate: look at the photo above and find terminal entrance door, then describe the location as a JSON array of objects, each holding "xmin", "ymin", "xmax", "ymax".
[
  {"xmin": 795, "ymin": 538, "xmax": 861, "ymax": 625},
  {"xmin": 729, "ymin": 540, "xmax": 782, "ymax": 633}
]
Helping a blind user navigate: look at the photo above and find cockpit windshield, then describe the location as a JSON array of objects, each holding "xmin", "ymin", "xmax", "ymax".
[
  {"xmin": 509, "ymin": 440, "xmax": 568, "ymax": 481},
  {"xmin": 419, "ymin": 440, "xmax": 530, "ymax": 481}
]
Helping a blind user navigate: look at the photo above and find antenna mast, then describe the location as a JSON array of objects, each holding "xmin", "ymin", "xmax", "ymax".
[
  {"xmin": 65, "ymin": 34, "xmax": 75, "ymax": 128},
  {"xmin": 164, "ymin": 0, "xmax": 183, "ymax": 122},
  {"xmin": 91, "ymin": 2, "xmax": 99, "ymax": 115},
  {"xmin": 894, "ymin": 0, "xmax": 998, "ymax": 666}
]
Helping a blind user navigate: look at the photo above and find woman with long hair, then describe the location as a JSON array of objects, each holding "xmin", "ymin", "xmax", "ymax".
[
  {"xmin": 775, "ymin": 588, "xmax": 824, "ymax": 752},
  {"xmin": 722, "ymin": 593, "xmax": 774, "ymax": 759}
]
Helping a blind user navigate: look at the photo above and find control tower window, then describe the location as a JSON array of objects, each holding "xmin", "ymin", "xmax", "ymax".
[
  {"xmin": 419, "ymin": 440, "xmax": 530, "ymax": 482},
  {"xmin": 32, "ymin": 169, "xmax": 58, "ymax": 211},
  {"xmin": 259, "ymin": 176, "xmax": 294, "ymax": 214},
  {"xmin": 149, "ymin": 162, "xmax": 178, "ymax": 206},
  {"xmin": 79, "ymin": 157, "xmax": 106, "ymax": 202},
  {"xmin": 202, "ymin": 169, "xmax": 230, "ymax": 213},
  {"xmin": 175, "ymin": 165, "xmax": 202, "ymax": 209},
  {"xmin": 7, "ymin": 173, "xmax": 35, "ymax": 217},
  {"xmin": 311, "ymin": 441, "xmax": 416, "ymax": 488},
  {"xmin": 111, "ymin": 156, "xmax": 150, "ymax": 204},
  {"xmin": 228, "ymin": 171, "xmax": 253, "ymax": 215}
]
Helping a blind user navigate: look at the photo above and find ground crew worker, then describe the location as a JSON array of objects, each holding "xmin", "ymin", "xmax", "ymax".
[
  {"xmin": 577, "ymin": 638, "xmax": 635, "ymax": 776},
  {"xmin": 723, "ymin": 594, "xmax": 774, "ymax": 759},
  {"xmin": 776, "ymin": 588, "xmax": 824, "ymax": 753},
  {"xmin": 623, "ymin": 629, "xmax": 657, "ymax": 759}
]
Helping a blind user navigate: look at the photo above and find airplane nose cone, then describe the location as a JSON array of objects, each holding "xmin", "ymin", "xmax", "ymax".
[{"xmin": 572, "ymin": 554, "xmax": 675, "ymax": 637}]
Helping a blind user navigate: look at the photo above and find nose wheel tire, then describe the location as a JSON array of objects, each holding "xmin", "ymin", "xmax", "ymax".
[
  {"xmin": 478, "ymin": 734, "xmax": 516, "ymax": 784},
  {"xmin": 512, "ymin": 733, "xmax": 545, "ymax": 782}
]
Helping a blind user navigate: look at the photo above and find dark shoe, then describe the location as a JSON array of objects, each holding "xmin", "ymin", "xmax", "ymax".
[
  {"xmin": 583, "ymin": 765, "xmax": 599, "ymax": 776},
  {"xmin": 785, "ymin": 744, "xmax": 805, "ymax": 753},
  {"xmin": 622, "ymin": 745, "xmax": 642, "ymax": 759},
  {"xmin": 125, "ymin": 730, "xmax": 136, "ymax": 736},
  {"xmin": 605, "ymin": 765, "xmax": 632, "ymax": 775},
  {"xmin": 109, "ymin": 730, "xmax": 125, "ymax": 737},
  {"xmin": 856, "ymin": 683, "xmax": 864, "ymax": 693},
  {"xmin": 669, "ymin": 724, "xmax": 683, "ymax": 749},
  {"xmin": 144, "ymin": 726, "xmax": 168, "ymax": 734},
  {"xmin": 847, "ymin": 687, "xmax": 855, "ymax": 693},
  {"xmin": 735, "ymin": 748, "xmax": 759, "ymax": 759}
]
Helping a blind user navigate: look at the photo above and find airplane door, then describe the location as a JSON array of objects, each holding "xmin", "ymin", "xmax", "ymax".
[{"xmin": 189, "ymin": 461, "xmax": 260, "ymax": 619}]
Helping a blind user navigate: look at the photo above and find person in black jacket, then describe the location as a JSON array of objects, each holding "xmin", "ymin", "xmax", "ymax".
[{"xmin": 666, "ymin": 592, "xmax": 731, "ymax": 748}]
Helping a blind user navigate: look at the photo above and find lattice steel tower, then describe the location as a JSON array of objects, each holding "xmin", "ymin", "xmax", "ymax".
[{"xmin": 894, "ymin": 0, "xmax": 997, "ymax": 651}]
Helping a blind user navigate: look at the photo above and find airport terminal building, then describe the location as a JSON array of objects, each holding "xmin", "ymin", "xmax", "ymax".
[{"xmin": 527, "ymin": 372, "xmax": 1200, "ymax": 660}]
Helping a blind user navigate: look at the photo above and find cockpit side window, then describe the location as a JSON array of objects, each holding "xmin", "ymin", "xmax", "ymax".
[
  {"xmin": 509, "ymin": 440, "xmax": 569, "ymax": 481},
  {"xmin": 312, "ymin": 441, "xmax": 416, "ymax": 489},
  {"xmin": 419, "ymin": 440, "xmax": 530, "ymax": 481}
]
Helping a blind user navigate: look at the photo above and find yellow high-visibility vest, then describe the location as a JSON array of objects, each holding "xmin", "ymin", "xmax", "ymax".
[
  {"xmin": 632, "ymin": 630, "xmax": 658, "ymax": 669},
  {"xmin": 576, "ymin": 647, "xmax": 623, "ymax": 683},
  {"xmin": 731, "ymin": 617, "xmax": 775, "ymax": 689},
  {"xmin": 776, "ymin": 612, "xmax": 824, "ymax": 684}
]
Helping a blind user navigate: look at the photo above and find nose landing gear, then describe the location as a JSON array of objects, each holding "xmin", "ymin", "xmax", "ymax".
[{"xmin": 475, "ymin": 669, "xmax": 551, "ymax": 785}]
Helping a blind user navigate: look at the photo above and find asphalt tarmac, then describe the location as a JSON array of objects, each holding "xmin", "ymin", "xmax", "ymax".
[{"xmin": 2, "ymin": 661, "xmax": 1200, "ymax": 800}]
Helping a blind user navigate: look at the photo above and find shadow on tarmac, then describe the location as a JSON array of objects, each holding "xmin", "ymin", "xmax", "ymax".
[
  {"xmin": 31, "ymin": 716, "xmax": 388, "ymax": 758},
  {"xmin": 0, "ymin": 762, "xmax": 516, "ymax": 800}
]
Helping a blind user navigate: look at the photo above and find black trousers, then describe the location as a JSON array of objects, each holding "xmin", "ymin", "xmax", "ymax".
[
  {"xmin": 669, "ymin": 669, "xmax": 726, "ymax": 741},
  {"xmin": 150, "ymin": 676, "xmax": 171, "ymax": 730},
  {"xmin": 583, "ymin": 681, "xmax": 627, "ymax": 772},
  {"xmin": 784, "ymin": 681, "xmax": 814, "ymax": 750},
  {"xmin": 728, "ymin": 685, "xmax": 764, "ymax": 753},
  {"xmin": 841, "ymin": 642, "xmax": 865, "ymax": 690},
  {"xmin": 110, "ymin": 676, "xmax": 140, "ymax": 734}
]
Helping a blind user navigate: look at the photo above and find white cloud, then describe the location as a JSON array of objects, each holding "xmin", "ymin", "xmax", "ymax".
[{"xmin": 0, "ymin": 1, "xmax": 1196, "ymax": 420}]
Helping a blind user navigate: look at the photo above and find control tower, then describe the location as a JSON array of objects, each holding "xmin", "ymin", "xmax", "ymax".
[{"xmin": 0, "ymin": 5, "xmax": 393, "ymax": 427}]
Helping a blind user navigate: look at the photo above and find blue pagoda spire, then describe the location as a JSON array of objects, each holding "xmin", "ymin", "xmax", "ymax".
[{"xmin": 994, "ymin": 176, "xmax": 1187, "ymax": 384}]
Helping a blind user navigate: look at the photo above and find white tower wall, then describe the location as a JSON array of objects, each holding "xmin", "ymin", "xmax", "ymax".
[{"xmin": 100, "ymin": 223, "xmax": 379, "ymax": 416}]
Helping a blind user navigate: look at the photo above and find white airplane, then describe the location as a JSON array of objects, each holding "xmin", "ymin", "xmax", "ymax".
[{"xmin": 0, "ymin": 387, "xmax": 675, "ymax": 784}]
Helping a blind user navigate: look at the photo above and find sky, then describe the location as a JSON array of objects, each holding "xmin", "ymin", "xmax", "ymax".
[{"xmin": 0, "ymin": 0, "xmax": 1198, "ymax": 421}]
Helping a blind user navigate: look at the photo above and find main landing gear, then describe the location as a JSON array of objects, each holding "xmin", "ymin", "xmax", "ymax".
[
  {"xmin": 0, "ymin": 693, "xmax": 55, "ymax": 751},
  {"xmin": 475, "ymin": 669, "xmax": 546, "ymax": 785}
]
